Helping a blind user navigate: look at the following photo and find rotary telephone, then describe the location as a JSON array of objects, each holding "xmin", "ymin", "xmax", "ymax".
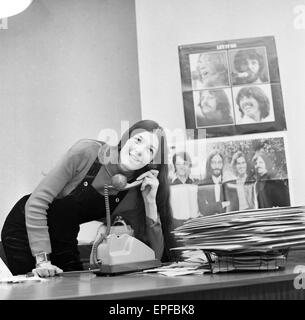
[{"xmin": 90, "ymin": 171, "xmax": 161, "ymax": 275}]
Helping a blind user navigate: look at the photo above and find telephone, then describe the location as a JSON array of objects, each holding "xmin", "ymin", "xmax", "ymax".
[
  {"xmin": 90, "ymin": 172, "xmax": 161, "ymax": 275},
  {"xmin": 108, "ymin": 174, "xmax": 143, "ymax": 191}
]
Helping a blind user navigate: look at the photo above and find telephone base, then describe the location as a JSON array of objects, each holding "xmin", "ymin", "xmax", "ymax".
[{"xmin": 94, "ymin": 259, "xmax": 161, "ymax": 276}]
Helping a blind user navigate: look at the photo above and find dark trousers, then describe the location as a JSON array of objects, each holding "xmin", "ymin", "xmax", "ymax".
[{"xmin": 1, "ymin": 195, "xmax": 84, "ymax": 275}]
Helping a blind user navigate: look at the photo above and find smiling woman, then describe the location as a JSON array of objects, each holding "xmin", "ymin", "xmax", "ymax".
[
  {"xmin": 1, "ymin": 120, "xmax": 175, "ymax": 277},
  {"xmin": 119, "ymin": 131, "xmax": 159, "ymax": 171}
]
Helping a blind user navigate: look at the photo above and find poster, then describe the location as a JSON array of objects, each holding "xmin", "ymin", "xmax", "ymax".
[
  {"xmin": 169, "ymin": 132, "xmax": 291, "ymax": 219},
  {"xmin": 179, "ymin": 36, "xmax": 286, "ymax": 138}
]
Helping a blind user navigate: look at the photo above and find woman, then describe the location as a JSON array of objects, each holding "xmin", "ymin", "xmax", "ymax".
[
  {"xmin": 1, "ymin": 120, "xmax": 174, "ymax": 277},
  {"xmin": 224, "ymin": 151, "xmax": 257, "ymax": 212}
]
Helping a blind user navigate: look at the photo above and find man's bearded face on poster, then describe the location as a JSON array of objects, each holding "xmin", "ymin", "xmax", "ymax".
[
  {"xmin": 238, "ymin": 58, "xmax": 261, "ymax": 83},
  {"xmin": 210, "ymin": 154, "xmax": 223, "ymax": 177}
]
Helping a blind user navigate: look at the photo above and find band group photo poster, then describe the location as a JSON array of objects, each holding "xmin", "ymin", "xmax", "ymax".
[{"xmin": 168, "ymin": 133, "xmax": 291, "ymax": 223}]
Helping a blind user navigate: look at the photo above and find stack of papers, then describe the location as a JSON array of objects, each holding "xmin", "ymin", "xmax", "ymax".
[{"xmin": 172, "ymin": 206, "xmax": 305, "ymax": 272}]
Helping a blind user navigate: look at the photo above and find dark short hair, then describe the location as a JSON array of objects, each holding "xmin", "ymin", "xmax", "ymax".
[
  {"xmin": 236, "ymin": 86, "xmax": 270, "ymax": 120},
  {"xmin": 199, "ymin": 89, "xmax": 232, "ymax": 121},
  {"xmin": 234, "ymin": 48, "xmax": 265, "ymax": 75},
  {"xmin": 252, "ymin": 151, "xmax": 274, "ymax": 175},
  {"xmin": 172, "ymin": 151, "xmax": 192, "ymax": 171}
]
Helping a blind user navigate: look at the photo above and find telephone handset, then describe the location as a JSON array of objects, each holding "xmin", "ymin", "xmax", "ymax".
[
  {"xmin": 108, "ymin": 163, "xmax": 158, "ymax": 191},
  {"xmin": 108, "ymin": 174, "xmax": 143, "ymax": 191}
]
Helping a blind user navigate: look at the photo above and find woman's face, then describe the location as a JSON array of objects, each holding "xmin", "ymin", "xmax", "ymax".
[
  {"xmin": 119, "ymin": 131, "xmax": 159, "ymax": 171},
  {"xmin": 235, "ymin": 156, "xmax": 247, "ymax": 176},
  {"xmin": 200, "ymin": 91, "xmax": 217, "ymax": 115},
  {"xmin": 239, "ymin": 95, "xmax": 260, "ymax": 120}
]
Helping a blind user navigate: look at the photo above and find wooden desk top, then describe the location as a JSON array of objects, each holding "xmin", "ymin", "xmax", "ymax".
[{"xmin": 0, "ymin": 261, "xmax": 303, "ymax": 300}]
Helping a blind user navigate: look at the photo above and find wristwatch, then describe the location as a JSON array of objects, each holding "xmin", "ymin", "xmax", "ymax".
[{"xmin": 35, "ymin": 252, "xmax": 50, "ymax": 266}]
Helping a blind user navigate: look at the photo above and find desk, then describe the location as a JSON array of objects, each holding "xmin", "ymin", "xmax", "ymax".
[{"xmin": 0, "ymin": 261, "xmax": 305, "ymax": 300}]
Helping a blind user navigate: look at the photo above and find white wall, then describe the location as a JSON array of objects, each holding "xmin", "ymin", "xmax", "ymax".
[
  {"xmin": 0, "ymin": 0, "xmax": 141, "ymax": 230},
  {"xmin": 135, "ymin": 0, "xmax": 305, "ymax": 206},
  {"xmin": 1, "ymin": 0, "xmax": 304, "ymax": 232}
]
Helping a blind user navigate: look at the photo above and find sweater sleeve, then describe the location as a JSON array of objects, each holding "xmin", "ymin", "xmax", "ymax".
[
  {"xmin": 145, "ymin": 215, "xmax": 164, "ymax": 260},
  {"xmin": 25, "ymin": 140, "xmax": 92, "ymax": 256}
]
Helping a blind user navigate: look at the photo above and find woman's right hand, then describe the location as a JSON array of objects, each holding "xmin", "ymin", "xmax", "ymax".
[
  {"xmin": 32, "ymin": 261, "xmax": 63, "ymax": 277},
  {"xmin": 221, "ymin": 201, "xmax": 230, "ymax": 209}
]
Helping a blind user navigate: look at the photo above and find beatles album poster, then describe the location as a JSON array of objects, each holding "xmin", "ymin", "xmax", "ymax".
[
  {"xmin": 168, "ymin": 132, "xmax": 291, "ymax": 219},
  {"xmin": 178, "ymin": 36, "xmax": 286, "ymax": 138}
]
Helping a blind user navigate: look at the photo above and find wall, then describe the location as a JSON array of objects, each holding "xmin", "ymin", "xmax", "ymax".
[
  {"xmin": 0, "ymin": 0, "xmax": 141, "ymax": 229},
  {"xmin": 135, "ymin": 0, "xmax": 305, "ymax": 206}
]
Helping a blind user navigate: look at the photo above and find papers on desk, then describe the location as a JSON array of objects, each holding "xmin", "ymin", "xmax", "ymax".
[
  {"xmin": 180, "ymin": 249, "xmax": 209, "ymax": 263},
  {"xmin": 0, "ymin": 259, "xmax": 47, "ymax": 283},
  {"xmin": 142, "ymin": 250, "xmax": 210, "ymax": 277},
  {"xmin": 0, "ymin": 274, "xmax": 47, "ymax": 284},
  {"xmin": 143, "ymin": 261, "xmax": 210, "ymax": 277},
  {"xmin": 171, "ymin": 206, "xmax": 305, "ymax": 272},
  {"xmin": 173, "ymin": 206, "xmax": 305, "ymax": 251}
]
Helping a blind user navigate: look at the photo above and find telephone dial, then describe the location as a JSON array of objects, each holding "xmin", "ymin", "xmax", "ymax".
[{"xmin": 89, "ymin": 172, "xmax": 161, "ymax": 275}]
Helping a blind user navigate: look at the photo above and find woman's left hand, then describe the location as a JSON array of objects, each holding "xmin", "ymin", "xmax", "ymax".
[{"xmin": 136, "ymin": 170, "xmax": 159, "ymax": 204}]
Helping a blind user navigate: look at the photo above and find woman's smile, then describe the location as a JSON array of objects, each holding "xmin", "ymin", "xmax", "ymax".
[{"xmin": 129, "ymin": 152, "xmax": 141, "ymax": 163}]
